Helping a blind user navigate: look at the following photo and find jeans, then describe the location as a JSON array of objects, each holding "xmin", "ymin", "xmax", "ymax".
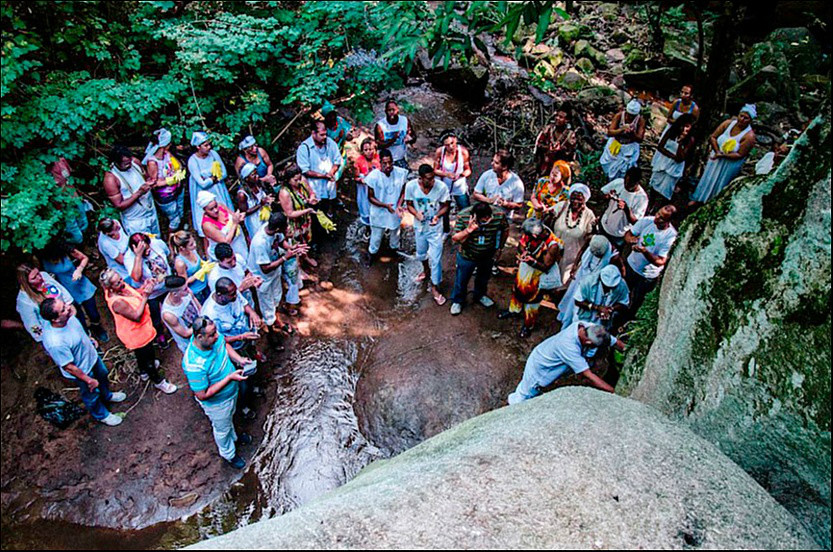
[
  {"xmin": 451, "ymin": 253, "xmax": 493, "ymax": 305},
  {"xmin": 74, "ymin": 297, "xmax": 102, "ymax": 331},
  {"xmin": 156, "ymin": 191, "xmax": 185, "ymax": 230},
  {"xmin": 414, "ymin": 226, "xmax": 444, "ymax": 285},
  {"xmin": 198, "ymin": 392, "xmax": 239, "ymax": 461},
  {"xmin": 393, "ymin": 158, "xmax": 409, "ymax": 170},
  {"xmin": 194, "ymin": 286, "xmax": 211, "ymax": 305},
  {"xmin": 369, "ymin": 226, "xmax": 401, "ymax": 255},
  {"xmin": 67, "ymin": 357, "xmax": 113, "ymax": 420},
  {"xmin": 134, "ymin": 342, "xmax": 162, "ymax": 383},
  {"xmin": 622, "ymin": 262, "xmax": 658, "ymax": 323}
]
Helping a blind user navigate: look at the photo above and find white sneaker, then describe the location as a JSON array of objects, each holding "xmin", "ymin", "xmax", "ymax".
[
  {"xmin": 155, "ymin": 379, "xmax": 178, "ymax": 394},
  {"xmin": 140, "ymin": 373, "xmax": 149, "ymax": 382},
  {"xmin": 110, "ymin": 391, "xmax": 127, "ymax": 403},
  {"xmin": 154, "ymin": 359, "xmax": 160, "ymax": 369},
  {"xmin": 450, "ymin": 303, "xmax": 462, "ymax": 315},
  {"xmin": 479, "ymin": 296, "xmax": 495, "ymax": 308},
  {"xmin": 101, "ymin": 412, "xmax": 124, "ymax": 426}
]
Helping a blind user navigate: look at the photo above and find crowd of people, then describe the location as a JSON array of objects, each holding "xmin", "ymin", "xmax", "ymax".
[{"xmin": 15, "ymin": 90, "xmax": 761, "ymax": 469}]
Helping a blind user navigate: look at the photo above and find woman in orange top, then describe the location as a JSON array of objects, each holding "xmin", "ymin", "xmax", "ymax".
[{"xmin": 99, "ymin": 269, "xmax": 177, "ymax": 394}]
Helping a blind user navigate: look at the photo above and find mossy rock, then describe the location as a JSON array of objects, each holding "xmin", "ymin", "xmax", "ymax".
[
  {"xmin": 557, "ymin": 22, "xmax": 590, "ymax": 44},
  {"xmin": 623, "ymin": 112, "xmax": 832, "ymax": 548},
  {"xmin": 533, "ymin": 59, "xmax": 557, "ymax": 80},
  {"xmin": 624, "ymin": 47, "xmax": 647, "ymax": 69},
  {"xmin": 574, "ymin": 40, "xmax": 607, "ymax": 69},
  {"xmin": 575, "ymin": 57, "xmax": 595, "ymax": 74},
  {"xmin": 556, "ymin": 69, "xmax": 587, "ymax": 91}
]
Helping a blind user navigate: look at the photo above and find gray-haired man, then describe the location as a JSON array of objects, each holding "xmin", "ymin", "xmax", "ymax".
[{"xmin": 508, "ymin": 321, "xmax": 625, "ymax": 404}]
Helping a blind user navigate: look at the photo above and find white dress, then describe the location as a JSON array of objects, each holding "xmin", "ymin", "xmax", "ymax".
[
  {"xmin": 692, "ymin": 120, "xmax": 752, "ymax": 203},
  {"xmin": 650, "ymin": 138, "xmax": 686, "ymax": 200}
]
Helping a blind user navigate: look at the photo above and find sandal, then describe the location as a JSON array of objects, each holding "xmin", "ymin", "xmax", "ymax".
[
  {"xmin": 433, "ymin": 294, "xmax": 447, "ymax": 306},
  {"xmin": 281, "ymin": 323, "xmax": 295, "ymax": 335}
]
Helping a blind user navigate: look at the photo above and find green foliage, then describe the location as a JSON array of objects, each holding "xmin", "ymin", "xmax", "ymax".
[{"xmin": 1, "ymin": 1, "xmax": 569, "ymax": 252}]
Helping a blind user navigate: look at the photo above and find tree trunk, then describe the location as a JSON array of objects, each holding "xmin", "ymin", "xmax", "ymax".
[{"xmin": 691, "ymin": 1, "xmax": 746, "ymax": 175}]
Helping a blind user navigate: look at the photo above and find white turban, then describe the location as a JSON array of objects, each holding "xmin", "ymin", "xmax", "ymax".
[
  {"xmin": 191, "ymin": 131, "xmax": 209, "ymax": 147},
  {"xmin": 196, "ymin": 191, "xmax": 216, "ymax": 208},
  {"xmin": 240, "ymin": 162, "xmax": 258, "ymax": 180},
  {"xmin": 239, "ymin": 135, "xmax": 256, "ymax": 151},
  {"xmin": 142, "ymin": 128, "xmax": 172, "ymax": 165},
  {"xmin": 626, "ymin": 99, "xmax": 642, "ymax": 115},
  {"xmin": 588, "ymin": 234, "xmax": 610, "ymax": 257},
  {"xmin": 570, "ymin": 183, "xmax": 591, "ymax": 202},
  {"xmin": 600, "ymin": 265, "xmax": 622, "ymax": 287},
  {"xmin": 740, "ymin": 104, "xmax": 757, "ymax": 119}
]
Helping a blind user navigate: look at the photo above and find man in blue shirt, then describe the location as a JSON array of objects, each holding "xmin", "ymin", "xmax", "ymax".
[{"xmin": 182, "ymin": 316, "xmax": 252, "ymax": 469}]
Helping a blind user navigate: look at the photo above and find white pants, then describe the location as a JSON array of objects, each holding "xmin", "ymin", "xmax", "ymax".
[
  {"xmin": 198, "ymin": 393, "xmax": 239, "ymax": 461},
  {"xmin": 414, "ymin": 226, "xmax": 444, "ymax": 285},
  {"xmin": 257, "ymin": 275, "xmax": 283, "ymax": 326},
  {"xmin": 369, "ymin": 226, "xmax": 401, "ymax": 254}
]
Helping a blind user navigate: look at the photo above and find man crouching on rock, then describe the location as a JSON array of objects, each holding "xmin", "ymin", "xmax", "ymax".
[
  {"xmin": 182, "ymin": 315, "xmax": 253, "ymax": 469},
  {"xmin": 508, "ymin": 322, "xmax": 625, "ymax": 404}
]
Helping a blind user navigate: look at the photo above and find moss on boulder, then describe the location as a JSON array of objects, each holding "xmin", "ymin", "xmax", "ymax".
[{"xmin": 619, "ymin": 112, "xmax": 831, "ymax": 548}]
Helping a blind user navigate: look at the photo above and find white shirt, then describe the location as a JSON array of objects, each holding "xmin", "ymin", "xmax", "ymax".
[
  {"xmin": 123, "ymin": 238, "xmax": 171, "ymax": 299},
  {"xmin": 97, "ymin": 223, "xmax": 130, "ymax": 280},
  {"xmin": 295, "ymin": 136, "xmax": 343, "ymax": 198},
  {"xmin": 42, "ymin": 316, "xmax": 99, "ymax": 379},
  {"xmin": 376, "ymin": 115, "xmax": 409, "ymax": 161},
  {"xmin": 404, "ymin": 179, "xmax": 450, "ymax": 235},
  {"xmin": 202, "ymin": 293, "xmax": 250, "ymax": 347},
  {"xmin": 366, "ymin": 166, "xmax": 409, "ymax": 229},
  {"xmin": 247, "ymin": 228, "xmax": 282, "ymax": 283},
  {"xmin": 526, "ymin": 321, "xmax": 618, "ymax": 385},
  {"xmin": 17, "ymin": 273, "xmax": 74, "ymax": 343},
  {"xmin": 626, "ymin": 217, "xmax": 678, "ymax": 279},
  {"xmin": 207, "ymin": 253, "xmax": 248, "ymax": 291},
  {"xmin": 600, "ymin": 178, "xmax": 649, "ymax": 238},
  {"xmin": 474, "ymin": 169, "xmax": 524, "ymax": 204}
]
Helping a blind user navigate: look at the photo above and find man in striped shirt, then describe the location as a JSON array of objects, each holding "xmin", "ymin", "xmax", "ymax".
[{"xmin": 449, "ymin": 203, "xmax": 509, "ymax": 315}]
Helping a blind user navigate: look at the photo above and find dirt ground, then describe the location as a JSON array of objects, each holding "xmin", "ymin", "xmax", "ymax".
[{"xmin": 1, "ymin": 86, "xmax": 620, "ymax": 549}]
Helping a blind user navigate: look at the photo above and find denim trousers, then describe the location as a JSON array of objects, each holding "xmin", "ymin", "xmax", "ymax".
[
  {"xmin": 451, "ymin": 253, "xmax": 493, "ymax": 305},
  {"xmin": 66, "ymin": 357, "xmax": 113, "ymax": 420}
]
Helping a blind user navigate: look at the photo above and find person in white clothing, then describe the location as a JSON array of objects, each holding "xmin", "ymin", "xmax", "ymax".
[
  {"xmin": 472, "ymin": 149, "xmax": 525, "ymax": 213},
  {"xmin": 248, "ymin": 212, "xmax": 308, "ymax": 338},
  {"xmin": 649, "ymin": 113, "xmax": 695, "ymax": 207},
  {"xmin": 572, "ymin": 265, "xmax": 630, "ymax": 329},
  {"xmin": 103, "ymin": 145, "xmax": 160, "ymax": 236},
  {"xmin": 208, "ymin": 243, "xmax": 260, "ymax": 306},
  {"xmin": 296, "ymin": 120, "xmax": 342, "ymax": 218},
  {"xmin": 405, "ymin": 165, "xmax": 450, "ymax": 306},
  {"xmin": 375, "ymin": 99, "xmax": 415, "ymax": 169},
  {"xmin": 433, "ymin": 131, "xmax": 472, "ymax": 233},
  {"xmin": 96, "ymin": 218, "xmax": 132, "ymax": 282},
  {"xmin": 600, "ymin": 167, "xmax": 649, "ymax": 249},
  {"xmin": 508, "ymin": 321, "xmax": 625, "ymax": 404},
  {"xmin": 365, "ymin": 149, "xmax": 409, "ymax": 266},
  {"xmin": 620, "ymin": 206, "xmax": 678, "ymax": 322},
  {"xmin": 16, "ymin": 263, "xmax": 76, "ymax": 343},
  {"xmin": 161, "ymin": 275, "xmax": 202, "ymax": 353},
  {"xmin": 600, "ymin": 99, "xmax": 645, "ymax": 180},
  {"xmin": 187, "ymin": 131, "xmax": 234, "ymax": 237}
]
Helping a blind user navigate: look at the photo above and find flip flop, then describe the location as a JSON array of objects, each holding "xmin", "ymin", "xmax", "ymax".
[
  {"xmin": 414, "ymin": 272, "xmax": 427, "ymax": 283},
  {"xmin": 433, "ymin": 294, "xmax": 447, "ymax": 306}
]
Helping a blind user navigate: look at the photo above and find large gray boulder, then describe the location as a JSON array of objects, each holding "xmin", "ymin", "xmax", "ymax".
[
  {"xmin": 192, "ymin": 388, "xmax": 816, "ymax": 549},
  {"xmin": 620, "ymin": 112, "xmax": 831, "ymax": 548}
]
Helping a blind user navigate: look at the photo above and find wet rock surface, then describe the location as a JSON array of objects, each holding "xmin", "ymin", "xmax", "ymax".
[{"xmin": 191, "ymin": 388, "xmax": 819, "ymax": 550}]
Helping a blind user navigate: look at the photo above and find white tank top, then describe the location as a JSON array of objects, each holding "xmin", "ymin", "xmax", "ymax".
[
  {"xmin": 716, "ymin": 120, "xmax": 752, "ymax": 154},
  {"xmin": 440, "ymin": 146, "xmax": 464, "ymax": 180},
  {"xmin": 110, "ymin": 162, "xmax": 155, "ymax": 223},
  {"xmin": 376, "ymin": 115, "xmax": 408, "ymax": 161},
  {"xmin": 162, "ymin": 295, "xmax": 201, "ymax": 352}
]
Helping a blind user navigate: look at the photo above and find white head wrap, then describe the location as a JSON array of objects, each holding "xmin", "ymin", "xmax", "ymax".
[
  {"xmin": 626, "ymin": 99, "xmax": 642, "ymax": 115},
  {"xmin": 142, "ymin": 128, "xmax": 172, "ymax": 165},
  {"xmin": 588, "ymin": 234, "xmax": 611, "ymax": 258},
  {"xmin": 570, "ymin": 183, "xmax": 591, "ymax": 202},
  {"xmin": 191, "ymin": 131, "xmax": 209, "ymax": 147},
  {"xmin": 196, "ymin": 191, "xmax": 216, "ymax": 208},
  {"xmin": 240, "ymin": 163, "xmax": 258, "ymax": 180},
  {"xmin": 740, "ymin": 104, "xmax": 757, "ymax": 119},
  {"xmin": 239, "ymin": 135, "xmax": 256, "ymax": 151},
  {"xmin": 600, "ymin": 265, "xmax": 622, "ymax": 287}
]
